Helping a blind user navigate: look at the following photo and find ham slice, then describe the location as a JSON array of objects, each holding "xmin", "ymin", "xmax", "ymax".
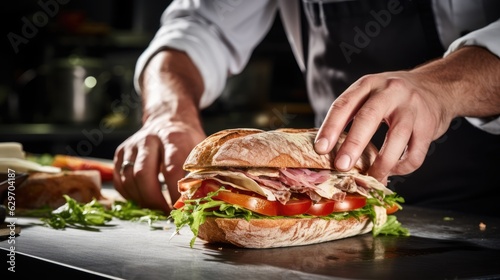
[{"xmin": 182, "ymin": 167, "xmax": 392, "ymax": 205}]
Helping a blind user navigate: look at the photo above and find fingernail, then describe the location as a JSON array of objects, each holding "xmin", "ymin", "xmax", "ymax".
[
  {"xmin": 315, "ymin": 138, "xmax": 329, "ymax": 153},
  {"xmin": 336, "ymin": 154, "xmax": 351, "ymax": 171}
]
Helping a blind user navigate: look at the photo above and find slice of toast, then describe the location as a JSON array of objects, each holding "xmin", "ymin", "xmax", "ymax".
[{"xmin": 12, "ymin": 170, "xmax": 102, "ymax": 209}]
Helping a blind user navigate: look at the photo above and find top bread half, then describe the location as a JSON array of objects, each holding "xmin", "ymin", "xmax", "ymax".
[{"xmin": 183, "ymin": 128, "xmax": 378, "ymax": 174}]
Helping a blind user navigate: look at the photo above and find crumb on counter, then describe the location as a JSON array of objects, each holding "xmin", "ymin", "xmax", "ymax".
[{"xmin": 479, "ymin": 222, "xmax": 486, "ymax": 231}]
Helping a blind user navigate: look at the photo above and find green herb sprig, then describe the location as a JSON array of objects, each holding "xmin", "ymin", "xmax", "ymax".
[{"xmin": 23, "ymin": 195, "xmax": 168, "ymax": 231}]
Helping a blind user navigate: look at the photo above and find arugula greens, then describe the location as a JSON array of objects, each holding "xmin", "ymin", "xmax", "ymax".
[{"xmin": 23, "ymin": 195, "xmax": 168, "ymax": 231}]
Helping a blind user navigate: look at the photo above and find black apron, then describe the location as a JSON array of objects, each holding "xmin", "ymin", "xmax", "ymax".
[{"xmin": 302, "ymin": 0, "xmax": 500, "ymax": 217}]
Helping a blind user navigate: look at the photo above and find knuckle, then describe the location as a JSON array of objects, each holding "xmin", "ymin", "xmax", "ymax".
[
  {"xmin": 396, "ymin": 148, "xmax": 426, "ymax": 175},
  {"xmin": 387, "ymin": 77, "xmax": 404, "ymax": 88},
  {"xmin": 385, "ymin": 77, "xmax": 406, "ymax": 90},
  {"xmin": 134, "ymin": 168, "xmax": 150, "ymax": 180},
  {"xmin": 408, "ymin": 157, "xmax": 423, "ymax": 172},
  {"xmin": 357, "ymin": 74, "xmax": 376, "ymax": 86},
  {"xmin": 355, "ymin": 105, "xmax": 380, "ymax": 123},
  {"xmin": 341, "ymin": 138, "xmax": 365, "ymax": 160},
  {"xmin": 331, "ymin": 96, "xmax": 351, "ymax": 111},
  {"xmin": 344, "ymin": 134, "xmax": 365, "ymax": 149},
  {"xmin": 388, "ymin": 126, "xmax": 412, "ymax": 141}
]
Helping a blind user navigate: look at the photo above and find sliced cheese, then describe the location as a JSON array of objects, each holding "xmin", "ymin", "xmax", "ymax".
[
  {"xmin": 0, "ymin": 158, "xmax": 61, "ymax": 173},
  {"xmin": 351, "ymin": 173, "xmax": 393, "ymax": 195},
  {"xmin": 185, "ymin": 169, "xmax": 278, "ymax": 201},
  {"xmin": 313, "ymin": 177, "xmax": 346, "ymax": 199},
  {"xmin": 0, "ymin": 142, "xmax": 25, "ymax": 159},
  {"xmin": 0, "ymin": 142, "xmax": 62, "ymax": 174}
]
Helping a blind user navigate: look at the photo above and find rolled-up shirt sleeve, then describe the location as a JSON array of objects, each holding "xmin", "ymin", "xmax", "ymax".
[
  {"xmin": 444, "ymin": 19, "xmax": 500, "ymax": 134},
  {"xmin": 134, "ymin": 0, "xmax": 278, "ymax": 109},
  {"xmin": 444, "ymin": 19, "xmax": 500, "ymax": 58}
]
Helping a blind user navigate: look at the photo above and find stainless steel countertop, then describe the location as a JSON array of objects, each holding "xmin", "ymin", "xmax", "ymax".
[{"xmin": 1, "ymin": 200, "xmax": 499, "ymax": 279}]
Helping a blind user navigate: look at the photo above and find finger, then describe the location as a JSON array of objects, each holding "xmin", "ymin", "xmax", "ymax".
[
  {"xmin": 133, "ymin": 137, "xmax": 170, "ymax": 213},
  {"xmin": 315, "ymin": 80, "xmax": 371, "ymax": 155},
  {"xmin": 113, "ymin": 145, "xmax": 132, "ymax": 200},
  {"xmin": 161, "ymin": 142, "xmax": 190, "ymax": 205},
  {"xmin": 118, "ymin": 145, "xmax": 140, "ymax": 201},
  {"xmin": 391, "ymin": 131, "xmax": 431, "ymax": 176},
  {"xmin": 335, "ymin": 91, "xmax": 390, "ymax": 171},
  {"xmin": 368, "ymin": 115, "xmax": 413, "ymax": 181}
]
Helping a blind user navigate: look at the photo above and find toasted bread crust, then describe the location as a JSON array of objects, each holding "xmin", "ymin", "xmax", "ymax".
[
  {"xmin": 197, "ymin": 215, "xmax": 374, "ymax": 248},
  {"xmin": 12, "ymin": 170, "xmax": 102, "ymax": 209},
  {"xmin": 184, "ymin": 128, "xmax": 377, "ymax": 173}
]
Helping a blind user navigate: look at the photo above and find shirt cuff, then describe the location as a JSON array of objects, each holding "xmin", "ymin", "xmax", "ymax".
[
  {"xmin": 444, "ymin": 19, "xmax": 500, "ymax": 58},
  {"xmin": 465, "ymin": 117, "xmax": 500, "ymax": 135},
  {"xmin": 133, "ymin": 19, "xmax": 230, "ymax": 109},
  {"xmin": 445, "ymin": 19, "xmax": 500, "ymax": 134}
]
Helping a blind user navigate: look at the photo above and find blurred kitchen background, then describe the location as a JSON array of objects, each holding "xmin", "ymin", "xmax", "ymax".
[{"xmin": 0, "ymin": 0, "xmax": 313, "ymax": 159}]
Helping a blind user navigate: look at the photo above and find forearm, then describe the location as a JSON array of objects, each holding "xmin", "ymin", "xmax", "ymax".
[
  {"xmin": 412, "ymin": 46, "xmax": 500, "ymax": 120},
  {"xmin": 139, "ymin": 49, "xmax": 204, "ymax": 125}
]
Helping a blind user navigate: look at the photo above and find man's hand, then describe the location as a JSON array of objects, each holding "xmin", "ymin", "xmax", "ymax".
[
  {"xmin": 315, "ymin": 46, "xmax": 500, "ymax": 183},
  {"xmin": 113, "ymin": 117, "xmax": 205, "ymax": 213},
  {"xmin": 113, "ymin": 49, "xmax": 205, "ymax": 213}
]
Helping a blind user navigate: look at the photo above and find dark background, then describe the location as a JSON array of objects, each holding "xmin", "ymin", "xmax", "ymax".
[{"xmin": 0, "ymin": 0, "xmax": 311, "ymax": 159}]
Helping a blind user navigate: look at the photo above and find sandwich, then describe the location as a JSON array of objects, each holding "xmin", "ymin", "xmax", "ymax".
[
  {"xmin": 0, "ymin": 142, "xmax": 104, "ymax": 210},
  {"xmin": 170, "ymin": 128, "xmax": 409, "ymax": 248}
]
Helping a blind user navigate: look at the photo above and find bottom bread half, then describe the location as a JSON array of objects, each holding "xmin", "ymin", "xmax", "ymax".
[{"xmin": 197, "ymin": 215, "xmax": 373, "ymax": 248}]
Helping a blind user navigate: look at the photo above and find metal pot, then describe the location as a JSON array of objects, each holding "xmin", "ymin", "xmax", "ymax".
[{"xmin": 45, "ymin": 55, "xmax": 109, "ymax": 124}]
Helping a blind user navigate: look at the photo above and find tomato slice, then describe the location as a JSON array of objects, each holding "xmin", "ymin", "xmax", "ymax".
[
  {"xmin": 200, "ymin": 180, "xmax": 278, "ymax": 216},
  {"xmin": 173, "ymin": 199, "xmax": 185, "ymax": 209},
  {"xmin": 306, "ymin": 195, "xmax": 367, "ymax": 216},
  {"xmin": 215, "ymin": 190, "xmax": 278, "ymax": 216},
  {"xmin": 52, "ymin": 155, "xmax": 114, "ymax": 181},
  {"xmin": 385, "ymin": 203, "xmax": 399, "ymax": 215},
  {"xmin": 332, "ymin": 194, "xmax": 367, "ymax": 212},
  {"xmin": 306, "ymin": 199, "xmax": 335, "ymax": 216},
  {"xmin": 277, "ymin": 195, "xmax": 312, "ymax": 216},
  {"xmin": 173, "ymin": 182, "xmax": 209, "ymax": 209}
]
